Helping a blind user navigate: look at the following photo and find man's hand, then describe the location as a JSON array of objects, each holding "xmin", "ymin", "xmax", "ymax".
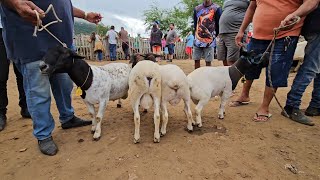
[
  {"xmin": 235, "ymin": 31, "xmax": 244, "ymax": 47},
  {"xmin": 85, "ymin": 12, "xmax": 102, "ymax": 24},
  {"xmin": 281, "ymin": 13, "xmax": 298, "ymax": 29},
  {"xmin": 7, "ymin": 0, "xmax": 45, "ymax": 25}
]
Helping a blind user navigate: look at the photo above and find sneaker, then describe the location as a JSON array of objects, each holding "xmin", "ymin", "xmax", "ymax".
[
  {"xmin": 0, "ymin": 113, "xmax": 7, "ymax": 131},
  {"xmin": 305, "ymin": 106, "xmax": 320, "ymax": 117},
  {"xmin": 38, "ymin": 137, "xmax": 58, "ymax": 156},
  {"xmin": 21, "ymin": 108, "xmax": 31, "ymax": 119},
  {"xmin": 282, "ymin": 108, "xmax": 314, "ymax": 126},
  {"xmin": 61, "ymin": 116, "xmax": 92, "ymax": 129},
  {"xmin": 167, "ymin": 59, "xmax": 172, "ymax": 62}
]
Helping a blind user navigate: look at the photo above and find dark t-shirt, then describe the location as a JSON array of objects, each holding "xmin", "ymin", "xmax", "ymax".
[
  {"xmin": 0, "ymin": 0, "xmax": 74, "ymax": 64},
  {"xmin": 302, "ymin": 6, "xmax": 320, "ymax": 36}
]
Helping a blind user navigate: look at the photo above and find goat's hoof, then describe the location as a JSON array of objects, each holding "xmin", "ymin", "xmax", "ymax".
[
  {"xmin": 196, "ymin": 123, "xmax": 202, "ymax": 128},
  {"xmin": 117, "ymin": 104, "xmax": 122, "ymax": 108},
  {"xmin": 186, "ymin": 127, "xmax": 193, "ymax": 133},
  {"xmin": 91, "ymin": 130, "xmax": 95, "ymax": 134},
  {"xmin": 153, "ymin": 138, "xmax": 160, "ymax": 143},
  {"xmin": 160, "ymin": 132, "xmax": 166, "ymax": 137},
  {"xmin": 218, "ymin": 115, "xmax": 225, "ymax": 120},
  {"xmin": 93, "ymin": 137, "xmax": 101, "ymax": 141},
  {"xmin": 133, "ymin": 138, "xmax": 140, "ymax": 144}
]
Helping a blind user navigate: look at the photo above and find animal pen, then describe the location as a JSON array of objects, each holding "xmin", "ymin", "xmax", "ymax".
[{"xmin": 74, "ymin": 34, "xmax": 188, "ymax": 60}]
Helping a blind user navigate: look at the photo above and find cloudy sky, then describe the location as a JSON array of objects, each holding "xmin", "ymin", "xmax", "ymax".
[{"xmin": 71, "ymin": 0, "xmax": 181, "ymax": 37}]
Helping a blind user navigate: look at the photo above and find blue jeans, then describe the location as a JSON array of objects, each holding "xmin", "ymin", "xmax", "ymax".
[
  {"xmin": 286, "ymin": 33, "xmax": 320, "ymax": 109},
  {"xmin": 109, "ymin": 44, "xmax": 117, "ymax": 60},
  {"xmin": 246, "ymin": 37, "xmax": 298, "ymax": 87},
  {"xmin": 96, "ymin": 50, "xmax": 103, "ymax": 61},
  {"xmin": 17, "ymin": 61, "xmax": 74, "ymax": 140}
]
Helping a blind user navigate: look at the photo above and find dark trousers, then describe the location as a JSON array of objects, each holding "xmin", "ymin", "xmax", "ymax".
[
  {"xmin": 0, "ymin": 28, "xmax": 27, "ymax": 114},
  {"xmin": 122, "ymin": 42, "xmax": 130, "ymax": 60}
]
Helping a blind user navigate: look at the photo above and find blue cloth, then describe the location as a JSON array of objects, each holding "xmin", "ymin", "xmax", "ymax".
[
  {"xmin": 0, "ymin": 1, "xmax": 74, "ymax": 64},
  {"xmin": 245, "ymin": 37, "xmax": 298, "ymax": 87},
  {"xmin": 0, "ymin": 13, "xmax": 2, "ymax": 29},
  {"xmin": 109, "ymin": 44, "xmax": 117, "ymax": 61},
  {"xmin": 16, "ymin": 61, "xmax": 74, "ymax": 140},
  {"xmin": 97, "ymin": 51, "xmax": 103, "ymax": 61},
  {"xmin": 168, "ymin": 44, "xmax": 175, "ymax": 55},
  {"xmin": 286, "ymin": 33, "xmax": 320, "ymax": 109},
  {"xmin": 186, "ymin": 34, "xmax": 194, "ymax": 47},
  {"xmin": 193, "ymin": 3, "xmax": 222, "ymax": 48}
]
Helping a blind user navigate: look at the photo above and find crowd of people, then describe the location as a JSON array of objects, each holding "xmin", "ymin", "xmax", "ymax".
[{"xmin": 0, "ymin": 0, "xmax": 319, "ymax": 157}]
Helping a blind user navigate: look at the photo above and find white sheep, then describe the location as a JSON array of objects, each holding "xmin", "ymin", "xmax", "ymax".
[
  {"xmin": 187, "ymin": 52, "xmax": 267, "ymax": 127},
  {"xmin": 129, "ymin": 60, "xmax": 162, "ymax": 143},
  {"xmin": 159, "ymin": 64, "xmax": 194, "ymax": 134},
  {"xmin": 40, "ymin": 46, "xmax": 130, "ymax": 140}
]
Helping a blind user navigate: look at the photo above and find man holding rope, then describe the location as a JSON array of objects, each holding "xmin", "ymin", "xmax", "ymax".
[
  {"xmin": 283, "ymin": 1, "xmax": 320, "ymax": 126},
  {"xmin": 0, "ymin": 0, "xmax": 102, "ymax": 156},
  {"xmin": 232, "ymin": 0, "xmax": 315, "ymax": 122}
]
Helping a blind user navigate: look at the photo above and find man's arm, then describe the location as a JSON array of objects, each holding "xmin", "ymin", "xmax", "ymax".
[
  {"xmin": 73, "ymin": 6, "xmax": 102, "ymax": 24},
  {"xmin": 215, "ymin": 7, "xmax": 222, "ymax": 35},
  {"xmin": 1, "ymin": 0, "xmax": 45, "ymax": 25},
  {"xmin": 281, "ymin": 0, "xmax": 319, "ymax": 26},
  {"xmin": 235, "ymin": 0, "xmax": 257, "ymax": 47},
  {"xmin": 193, "ymin": 9, "xmax": 197, "ymax": 35}
]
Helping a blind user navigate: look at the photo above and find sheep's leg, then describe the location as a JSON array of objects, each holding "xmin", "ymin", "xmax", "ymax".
[
  {"xmin": 117, "ymin": 99, "xmax": 122, "ymax": 108},
  {"xmin": 160, "ymin": 101, "xmax": 168, "ymax": 137},
  {"xmin": 218, "ymin": 90, "xmax": 232, "ymax": 119},
  {"xmin": 153, "ymin": 97, "xmax": 161, "ymax": 143},
  {"xmin": 84, "ymin": 102, "xmax": 96, "ymax": 133},
  {"xmin": 195, "ymin": 98, "xmax": 210, "ymax": 128},
  {"xmin": 183, "ymin": 97, "xmax": 194, "ymax": 132},
  {"xmin": 93, "ymin": 99, "xmax": 108, "ymax": 140},
  {"xmin": 132, "ymin": 99, "xmax": 141, "ymax": 144}
]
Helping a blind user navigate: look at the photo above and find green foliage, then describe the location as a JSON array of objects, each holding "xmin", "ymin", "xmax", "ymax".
[
  {"xmin": 74, "ymin": 20, "xmax": 109, "ymax": 36},
  {"xmin": 74, "ymin": 20, "xmax": 96, "ymax": 35},
  {"xmin": 143, "ymin": 0, "xmax": 223, "ymax": 37},
  {"xmin": 96, "ymin": 24, "xmax": 109, "ymax": 36}
]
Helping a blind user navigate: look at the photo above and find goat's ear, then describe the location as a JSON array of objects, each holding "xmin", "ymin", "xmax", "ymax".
[{"xmin": 70, "ymin": 51, "xmax": 85, "ymax": 59}]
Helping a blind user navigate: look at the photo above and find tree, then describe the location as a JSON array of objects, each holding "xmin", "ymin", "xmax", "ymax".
[
  {"xmin": 96, "ymin": 24, "xmax": 109, "ymax": 36},
  {"xmin": 143, "ymin": 0, "xmax": 223, "ymax": 37}
]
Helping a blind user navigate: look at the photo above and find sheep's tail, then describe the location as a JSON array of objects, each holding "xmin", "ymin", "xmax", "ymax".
[{"xmin": 140, "ymin": 94, "xmax": 153, "ymax": 110}]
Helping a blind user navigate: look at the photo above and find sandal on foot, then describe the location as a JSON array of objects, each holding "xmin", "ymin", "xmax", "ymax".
[
  {"xmin": 253, "ymin": 113, "xmax": 272, "ymax": 122},
  {"xmin": 229, "ymin": 101, "xmax": 250, "ymax": 107}
]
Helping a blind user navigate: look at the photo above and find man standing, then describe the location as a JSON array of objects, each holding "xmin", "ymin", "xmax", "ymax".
[
  {"xmin": 0, "ymin": 0, "xmax": 102, "ymax": 156},
  {"xmin": 119, "ymin": 27, "xmax": 130, "ymax": 60},
  {"xmin": 217, "ymin": 0, "xmax": 250, "ymax": 66},
  {"xmin": 106, "ymin": 25, "xmax": 118, "ymax": 61},
  {"xmin": 283, "ymin": 1, "xmax": 320, "ymax": 126},
  {"xmin": 232, "ymin": 0, "xmax": 313, "ymax": 122},
  {"xmin": 166, "ymin": 23, "xmax": 179, "ymax": 62},
  {"xmin": 193, "ymin": 0, "xmax": 222, "ymax": 69},
  {"xmin": 0, "ymin": 13, "xmax": 30, "ymax": 131},
  {"xmin": 150, "ymin": 23, "xmax": 163, "ymax": 62}
]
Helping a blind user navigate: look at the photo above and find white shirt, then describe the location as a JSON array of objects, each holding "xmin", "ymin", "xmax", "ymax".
[{"xmin": 106, "ymin": 30, "xmax": 118, "ymax": 44}]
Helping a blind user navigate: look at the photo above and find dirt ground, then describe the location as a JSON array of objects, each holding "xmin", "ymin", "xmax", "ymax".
[{"xmin": 0, "ymin": 60, "xmax": 319, "ymax": 180}]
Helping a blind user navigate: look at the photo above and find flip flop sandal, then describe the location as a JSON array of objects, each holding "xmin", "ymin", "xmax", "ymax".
[
  {"xmin": 229, "ymin": 101, "xmax": 250, "ymax": 107},
  {"xmin": 253, "ymin": 113, "xmax": 272, "ymax": 122}
]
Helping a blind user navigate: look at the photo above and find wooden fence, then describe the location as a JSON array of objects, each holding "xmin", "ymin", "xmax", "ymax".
[{"xmin": 74, "ymin": 34, "xmax": 187, "ymax": 60}]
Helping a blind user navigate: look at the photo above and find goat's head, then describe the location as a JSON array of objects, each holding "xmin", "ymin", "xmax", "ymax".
[
  {"xmin": 129, "ymin": 53, "xmax": 158, "ymax": 68},
  {"xmin": 240, "ymin": 47, "xmax": 268, "ymax": 67},
  {"xmin": 40, "ymin": 46, "xmax": 85, "ymax": 75}
]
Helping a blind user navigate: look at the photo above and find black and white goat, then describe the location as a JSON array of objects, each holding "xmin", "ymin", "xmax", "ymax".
[
  {"xmin": 40, "ymin": 46, "xmax": 130, "ymax": 140},
  {"xmin": 187, "ymin": 51, "xmax": 268, "ymax": 127}
]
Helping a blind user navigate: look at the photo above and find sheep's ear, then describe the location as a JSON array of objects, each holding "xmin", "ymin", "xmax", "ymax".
[{"xmin": 70, "ymin": 51, "xmax": 85, "ymax": 59}]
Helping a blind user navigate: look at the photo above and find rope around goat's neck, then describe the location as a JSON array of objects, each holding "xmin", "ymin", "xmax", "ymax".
[{"xmin": 33, "ymin": 4, "xmax": 67, "ymax": 48}]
